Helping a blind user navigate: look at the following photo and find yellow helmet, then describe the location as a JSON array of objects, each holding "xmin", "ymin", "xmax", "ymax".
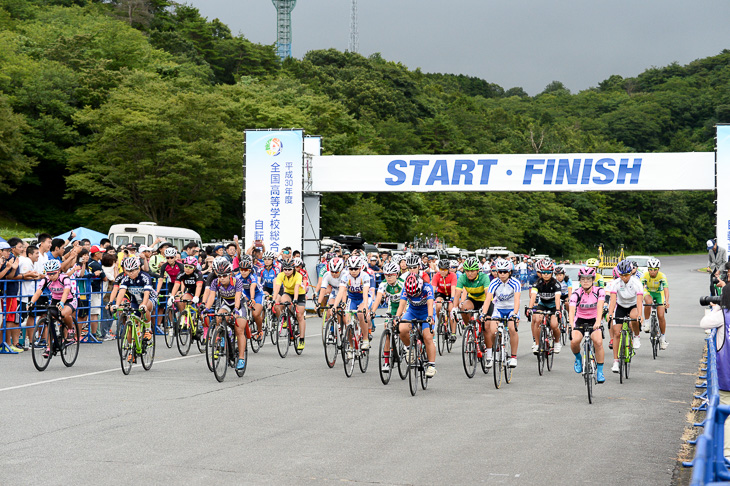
[{"xmin": 585, "ymin": 258, "xmax": 599, "ymax": 268}]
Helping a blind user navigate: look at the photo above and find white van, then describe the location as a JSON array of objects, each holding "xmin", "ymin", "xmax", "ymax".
[{"xmin": 108, "ymin": 222, "xmax": 202, "ymax": 250}]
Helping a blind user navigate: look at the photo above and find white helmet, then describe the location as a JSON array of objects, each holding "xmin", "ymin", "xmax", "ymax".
[
  {"xmin": 164, "ymin": 247, "xmax": 177, "ymax": 258},
  {"xmin": 329, "ymin": 258, "xmax": 344, "ymax": 273},
  {"xmin": 292, "ymin": 257, "xmax": 304, "ymax": 267},
  {"xmin": 263, "ymin": 251, "xmax": 276, "ymax": 260},
  {"xmin": 212, "ymin": 258, "xmax": 232, "ymax": 275},
  {"xmin": 44, "ymin": 259, "xmax": 61, "ymax": 273},
  {"xmin": 383, "ymin": 262, "xmax": 399, "ymax": 274},
  {"xmin": 647, "ymin": 257, "xmax": 661, "ymax": 269},
  {"xmin": 346, "ymin": 256, "xmax": 360, "ymax": 270},
  {"xmin": 123, "ymin": 257, "xmax": 141, "ymax": 271},
  {"xmin": 405, "ymin": 253, "xmax": 421, "ymax": 268},
  {"xmin": 494, "ymin": 258, "xmax": 512, "ymax": 272}
]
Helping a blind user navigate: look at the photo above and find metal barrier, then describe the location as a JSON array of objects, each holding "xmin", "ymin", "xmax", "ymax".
[
  {"xmin": 0, "ymin": 276, "xmax": 176, "ymax": 354},
  {"xmin": 683, "ymin": 329, "xmax": 730, "ymax": 485}
]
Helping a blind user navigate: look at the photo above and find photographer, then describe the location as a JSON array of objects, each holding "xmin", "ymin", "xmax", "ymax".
[
  {"xmin": 700, "ymin": 285, "xmax": 730, "ymax": 456},
  {"xmin": 708, "ymin": 239, "xmax": 728, "ymax": 296}
]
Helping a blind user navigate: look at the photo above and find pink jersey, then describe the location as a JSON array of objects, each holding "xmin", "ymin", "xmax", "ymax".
[
  {"xmin": 569, "ymin": 286, "xmax": 605, "ymax": 320},
  {"xmin": 39, "ymin": 274, "xmax": 78, "ymax": 308}
]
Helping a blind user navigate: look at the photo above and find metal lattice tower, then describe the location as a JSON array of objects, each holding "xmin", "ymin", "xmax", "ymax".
[
  {"xmin": 271, "ymin": 0, "xmax": 296, "ymax": 60},
  {"xmin": 349, "ymin": 0, "xmax": 359, "ymax": 53}
]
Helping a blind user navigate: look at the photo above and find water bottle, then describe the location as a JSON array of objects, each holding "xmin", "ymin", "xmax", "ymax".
[{"xmin": 54, "ymin": 324, "xmax": 61, "ymax": 340}]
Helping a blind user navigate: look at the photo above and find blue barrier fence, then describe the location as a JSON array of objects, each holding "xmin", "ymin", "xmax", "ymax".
[
  {"xmin": 0, "ymin": 276, "xmax": 177, "ymax": 354},
  {"xmin": 683, "ymin": 329, "xmax": 730, "ymax": 485}
]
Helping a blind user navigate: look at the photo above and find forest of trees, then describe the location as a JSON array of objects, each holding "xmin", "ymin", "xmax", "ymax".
[{"xmin": 0, "ymin": 0, "xmax": 724, "ymax": 256}]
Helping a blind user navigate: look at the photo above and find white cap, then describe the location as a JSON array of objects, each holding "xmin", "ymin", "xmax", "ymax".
[
  {"xmin": 139, "ymin": 245, "xmax": 151, "ymax": 252},
  {"xmin": 708, "ymin": 239, "xmax": 715, "ymax": 249}
]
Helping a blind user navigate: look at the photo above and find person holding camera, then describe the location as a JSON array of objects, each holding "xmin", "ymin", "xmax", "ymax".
[
  {"xmin": 700, "ymin": 285, "xmax": 730, "ymax": 456},
  {"xmin": 708, "ymin": 239, "xmax": 728, "ymax": 296}
]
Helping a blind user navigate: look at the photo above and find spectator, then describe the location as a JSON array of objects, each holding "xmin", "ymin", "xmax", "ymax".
[
  {"xmin": 18, "ymin": 244, "xmax": 41, "ymax": 349},
  {"xmin": 73, "ymin": 249, "xmax": 91, "ymax": 336},
  {"xmin": 281, "ymin": 246, "xmax": 293, "ymax": 263},
  {"xmin": 100, "ymin": 238, "xmax": 111, "ymax": 250},
  {"xmin": 87, "ymin": 245, "xmax": 107, "ymax": 339},
  {"xmin": 214, "ymin": 245, "xmax": 226, "ymax": 258},
  {"xmin": 36, "ymin": 233, "xmax": 52, "ymax": 269},
  {"xmin": 709, "ymin": 238, "xmax": 728, "ymax": 296},
  {"xmin": 0, "ymin": 239, "xmax": 22, "ymax": 351},
  {"xmin": 226, "ymin": 242, "xmax": 239, "ymax": 270},
  {"xmin": 100, "ymin": 252, "xmax": 117, "ymax": 340},
  {"xmin": 80, "ymin": 238, "xmax": 91, "ymax": 251}
]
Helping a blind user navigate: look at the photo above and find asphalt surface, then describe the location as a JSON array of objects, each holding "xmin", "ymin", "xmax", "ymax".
[{"xmin": 0, "ymin": 255, "xmax": 709, "ymax": 485}]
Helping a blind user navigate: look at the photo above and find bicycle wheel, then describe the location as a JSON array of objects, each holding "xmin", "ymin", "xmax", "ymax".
[
  {"xmin": 205, "ymin": 323, "xmax": 217, "ymax": 372},
  {"xmin": 268, "ymin": 310, "xmax": 277, "ymax": 346},
  {"xmin": 480, "ymin": 334, "xmax": 489, "ymax": 375},
  {"xmin": 294, "ymin": 321, "xmax": 304, "ymax": 356},
  {"xmin": 324, "ymin": 316, "xmax": 338, "ymax": 368},
  {"xmin": 379, "ymin": 329, "xmax": 392, "ymax": 385},
  {"xmin": 250, "ymin": 321, "xmax": 261, "ymax": 353},
  {"xmin": 446, "ymin": 324, "xmax": 454, "ymax": 353},
  {"xmin": 651, "ymin": 316, "xmax": 659, "ymax": 360},
  {"xmin": 164, "ymin": 307, "xmax": 175, "ymax": 348},
  {"xmin": 408, "ymin": 339, "xmax": 418, "ymax": 396},
  {"xmin": 343, "ymin": 325, "xmax": 355, "ymax": 378},
  {"xmin": 492, "ymin": 338, "xmax": 503, "ymax": 389},
  {"xmin": 419, "ymin": 342, "xmax": 428, "ymax": 390},
  {"xmin": 546, "ymin": 332, "xmax": 554, "ymax": 372},
  {"xmin": 321, "ymin": 309, "xmax": 328, "ymax": 345},
  {"xmin": 437, "ymin": 322, "xmax": 445, "ymax": 356},
  {"xmin": 462, "ymin": 326, "xmax": 477, "ymax": 379},
  {"xmin": 504, "ymin": 333, "xmax": 513, "ymax": 384},
  {"xmin": 396, "ymin": 336, "xmax": 408, "ymax": 380},
  {"xmin": 61, "ymin": 319, "xmax": 80, "ymax": 367},
  {"xmin": 560, "ymin": 311, "xmax": 568, "ymax": 346},
  {"xmin": 618, "ymin": 331, "xmax": 626, "ymax": 384},
  {"xmin": 235, "ymin": 337, "xmax": 247, "ymax": 377},
  {"xmin": 141, "ymin": 322, "xmax": 156, "ymax": 371},
  {"xmin": 31, "ymin": 318, "xmax": 51, "ymax": 372},
  {"xmin": 625, "ymin": 334, "xmax": 632, "ymax": 379},
  {"xmin": 212, "ymin": 325, "xmax": 228, "ymax": 382},
  {"xmin": 176, "ymin": 312, "xmax": 192, "ymax": 356},
  {"xmin": 120, "ymin": 338, "xmax": 133, "ymax": 375},
  {"xmin": 537, "ymin": 327, "xmax": 545, "ymax": 376},
  {"xmin": 276, "ymin": 315, "xmax": 290, "ymax": 358},
  {"xmin": 359, "ymin": 343, "xmax": 369, "ymax": 373},
  {"xmin": 584, "ymin": 341, "xmax": 593, "ymax": 404}
]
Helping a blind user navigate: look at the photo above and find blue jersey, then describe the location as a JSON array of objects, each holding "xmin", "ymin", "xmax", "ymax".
[
  {"xmin": 488, "ymin": 277, "xmax": 521, "ymax": 310},
  {"xmin": 259, "ymin": 266, "xmax": 278, "ymax": 288},
  {"xmin": 119, "ymin": 271, "xmax": 158, "ymax": 305},
  {"xmin": 239, "ymin": 271, "xmax": 263, "ymax": 300},
  {"xmin": 400, "ymin": 282, "xmax": 434, "ymax": 320},
  {"xmin": 559, "ymin": 277, "xmax": 573, "ymax": 295}
]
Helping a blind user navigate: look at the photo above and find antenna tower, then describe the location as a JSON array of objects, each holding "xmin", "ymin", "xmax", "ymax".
[
  {"xmin": 271, "ymin": 0, "xmax": 297, "ymax": 60},
  {"xmin": 349, "ymin": 0, "xmax": 359, "ymax": 53}
]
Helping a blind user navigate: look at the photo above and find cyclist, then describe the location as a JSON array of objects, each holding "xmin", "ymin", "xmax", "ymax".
[
  {"xmin": 27, "ymin": 259, "xmax": 78, "ymax": 357},
  {"xmin": 454, "ymin": 257, "xmax": 491, "ymax": 352},
  {"xmin": 527, "ymin": 258, "xmax": 562, "ymax": 354},
  {"xmin": 317, "ymin": 257, "xmax": 343, "ymax": 309},
  {"xmin": 568, "ymin": 266, "xmax": 606, "ymax": 383},
  {"xmin": 332, "ymin": 255, "xmax": 371, "ymax": 351},
  {"xmin": 273, "ymin": 259, "xmax": 306, "ymax": 351},
  {"xmin": 168, "ymin": 256, "xmax": 203, "ymax": 312},
  {"xmin": 111, "ymin": 257, "xmax": 157, "ymax": 362},
  {"xmin": 203, "ymin": 259, "xmax": 248, "ymax": 370},
  {"xmin": 432, "ymin": 259, "xmax": 458, "ymax": 342},
  {"xmin": 156, "ymin": 247, "xmax": 184, "ymax": 307},
  {"xmin": 640, "ymin": 257, "xmax": 669, "ymax": 350},
  {"xmin": 481, "ymin": 258, "xmax": 521, "ymax": 368},
  {"xmin": 258, "ymin": 251, "xmax": 280, "ymax": 296},
  {"xmin": 585, "ymin": 258, "xmax": 605, "ymax": 288},
  {"xmin": 371, "ymin": 262, "xmax": 403, "ymax": 372},
  {"xmin": 405, "ymin": 253, "xmax": 430, "ymax": 283},
  {"xmin": 239, "ymin": 255, "xmax": 264, "ymax": 340},
  {"xmin": 607, "ymin": 259, "xmax": 644, "ymax": 373},
  {"xmin": 394, "ymin": 274, "xmax": 437, "ymax": 378},
  {"xmin": 555, "ymin": 265, "xmax": 572, "ymax": 307}
]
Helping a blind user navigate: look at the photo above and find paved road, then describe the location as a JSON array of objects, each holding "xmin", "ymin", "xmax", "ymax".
[{"xmin": 0, "ymin": 255, "xmax": 709, "ymax": 485}]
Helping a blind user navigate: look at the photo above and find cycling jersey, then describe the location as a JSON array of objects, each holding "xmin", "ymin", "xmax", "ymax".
[
  {"xmin": 400, "ymin": 282, "xmax": 434, "ymax": 323},
  {"xmin": 609, "ymin": 277, "xmax": 643, "ymax": 308},
  {"xmin": 378, "ymin": 280, "xmax": 403, "ymax": 315},
  {"xmin": 259, "ymin": 265, "xmax": 279, "ymax": 290},
  {"xmin": 594, "ymin": 273, "xmax": 605, "ymax": 288},
  {"xmin": 177, "ymin": 270, "xmax": 203, "ymax": 295},
  {"xmin": 239, "ymin": 271, "xmax": 263, "ymax": 300},
  {"xmin": 39, "ymin": 274, "xmax": 77, "ymax": 308},
  {"xmin": 340, "ymin": 271, "xmax": 369, "ymax": 299},
  {"xmin": 432, "ymin": 272, "xmax": 457, "ymax": 297},
  {"xmin": 488, "ymin": 277, "xmax": 521, "ymax": 310},
  {"xmin": 457, "ymin": 273, "xmax": 490, "ymax": 302},
  {"xmin": 570, "ymin": 286, "xmax": 605, "ymax": 320},
  {"xmin": 321, "ymin": 271, "xmax": 341, "ymax": 290},
  {"xmin": 159, "ymin": 261, "xmax": 185, "ymax": 284},
  {"xmin": 118, "ymin": 272, "xmax": 158, "ymax": 305},
  {"xmin": 209, "ymin": 276, "xmax": 244, "ymax": 306},
  {"xmin": 641, "ymin": 271, "xmax": 668, "ymax": 293},
  {"xmin": 274, "ymin": 271, "xmax": 302, "ymax": 295},
  {"xmin": 531, "ymin": 278, "xmax": 562, "ymax": 308},
  {"xmin": 558, "ymin": 277, "xmax": 573, "ymax": 295}
]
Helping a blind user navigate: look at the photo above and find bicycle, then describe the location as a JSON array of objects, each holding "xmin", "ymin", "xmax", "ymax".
[
  {"xmin": 262, "ymin": 294, "xmax": 277, "ymax": 346},
  {"xmin": 529, "ymin": 308, "xmax": 556, "ymax": 376},
  {"xmin": 612, "ymin": 315, "xmax": 636, "ymax": 384},
  {"xmin": 209, "ymin": 308, "xmax": 248, "ymax": 382},
  {"xmin": 579, "ymin": 324, "xmax": 602, "ymax": 404},
  {"xmin": 247, "ymin": 301, "xmax": 264, "ymax": 354},
  {"xmin": 29, "ymin": 305, "xmax": 80, "ymax": 372},
  {"xmin": 647, "ymin": 301, "xmax": 665, "ymax": 360},
  {"xmin": 377, "ymin": 313, "xmax": 407, "ymax": 384},
  {"xmin": 436, "ymin": 299, "xmax": 455, "ymax": 356},
  {"xmin": 322, "ymin": 304, "xmax": 346, "ymax": 368},
  {"xmin": 401, "ymin": 318, "xmax": 432, "ymax": 396},
  {"xmin": 176, "ymin": 297, "xmax": 204, "ymax": 356},
  {"xmin": 275, "ymin": 301, "xmax": 302, "ymax": 358},
  {"xmin": 342, "ymin": 309, "xmax": 369, "ymax": 377},
  {"xmin": 558, "ymin": 300, "xmax": 570, "ymax": 346},
  {"xmin": 118, "ymin": 303, "xmax": 156, "ymax": 375},
  {"xmin": 460, "ymin": 310, "xmax": 487, "ymax": 379},
  {"xmin": 491, "ymin": 316, "xmax": 516, "ymax": 389}
]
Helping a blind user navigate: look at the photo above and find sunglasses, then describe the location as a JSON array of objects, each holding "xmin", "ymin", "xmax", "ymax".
[
  {"xmin": 284, "ymin": 268, "xmax": 294, "ymax": 271},
  {"xmin": 349, "ymin": 267, "xmax": 360, "ymax": 271},
  {"xmin": 541, "ymin": 271, "xmax": 553, "ymax": 275},
  {"xmin": 166, "ymin": 257, "xmax": 176, "ymax": 260},
  {"xmin": 218, "ymin": 272, "xmax": 231, "ymax": 277},
  {"xmin": 620, "ymin": 273, "xmax": 631, "ymax": 277},
  {"xmin": 497, "ymin": 270, "xmax": 509, "ymax": 274},
  {"xmin": 184, "ymin": 265, "xmax": 195, "ymax": 270},
  {"xmin": 46, "ymin": 271, "xmax": 59, "ymax": 276}
]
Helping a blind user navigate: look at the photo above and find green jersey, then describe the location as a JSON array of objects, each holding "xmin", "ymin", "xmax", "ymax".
[
  {"xmin": 378, "ymin": 280, "xmax": 403, "ymax": 315},
  {"xmin": 456, "ymin": 272, "xmax": 491, "ymax": 302}
]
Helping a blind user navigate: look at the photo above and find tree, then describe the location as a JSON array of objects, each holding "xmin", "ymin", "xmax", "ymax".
[{"xmin": 0, "ymin": 96, "xmax": 36, "ymax": 194}]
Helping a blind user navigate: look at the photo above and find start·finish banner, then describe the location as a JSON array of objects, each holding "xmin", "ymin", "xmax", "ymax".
[{"xmin": 311, "ymin": 152, "xmax": 714, "ymax": 192}]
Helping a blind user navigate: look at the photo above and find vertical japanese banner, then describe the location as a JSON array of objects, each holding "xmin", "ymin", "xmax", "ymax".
[
  {"xmin": 717, "ymin": 125, "xmax": 730, "ymax": 251},
  {"xmin": 244, "ymin": 129, "xmax": 304, "ymax": 254}
]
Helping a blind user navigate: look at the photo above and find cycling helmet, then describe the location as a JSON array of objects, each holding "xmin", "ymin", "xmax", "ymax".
[
  {"xmin": 212, "ymin": 258, "xmax": 232, "ymax": 275},
  {"xmin": 450, "ymin": 259, "xmax": 458, "ymax": 269},
  {"xmin": 536, "ymin": 258, "xmax": 554, "ymax": 272},
  {"xmin": 646, "ymin": 257, "xmax": 660, "ymax": 269},
  {"xmin": 577, "ymin": 266, "xmax": 596, "ymax": 278},
  {"xmin": 329, "ymin": 257, "xmax": 344, "ymax": 273},
  {"xmin": 554, "ymin": 265, "xmax": 565, "ymax": 275},
  {"xmin": 292, "ymin": 257, "xmax": 304, "ymax": 267},
  {"xmin": 585, "ymin": 258, "xmax": 599, "ymax": 268},
  {"xmin": 123, "ymin": 257, "xmax": 140, "ymax": 271},
  {"xmin": 405, "ymin": 253, "xmax": 421, "ymax": 268},
  {"xmin": 346, "ymin": 256, "xmax": 360, "ymax": 270},
  {"xmin": 325, "ymin": 252, "xmax": 335, "ymax": 261},
  {"xmin": 239, "ymin": 255, "xmax": 253, "ymax": 269},
  {"xmin": 263, "ymin": 251, "xmax": 276, "ymax": 260},
  {"xmin": 383, "ymin": 262, "xmax": 399, "ymax": 275},
  {"xmin": 463, "ymin": 257, "xmax": 480, "ymax": 271},
  {"xmin": 391, "ymin": 254, "xmax": 402, "ymax": 265},
  {"xmin": 164, "ymin": 247, "xmax": 177, "ymax": 258},
  {"xmin": 630, "ymin": 260, "xmax": 639, "ymax": 270},
  {"xmin": 613, "ymin": 266, "xmax": 620, "ymax": 279},
  {"xmin": 44, "ymin": 259, "xmax": 61, "ymax": 273},
  {"xmin": 183, "ymin": 256, "xmax": 197, "ymax": 266},
  {"xmin": 494, "ymin": 258, "xmax": 512, "ymax": 272},
  {"xmin": 281, "ymin": 259, "xmax": 294, "ymax": 270},
  {"xmin": 403, "ymin": 274, "xmax": 423, "ymax": 297},
  {"xmin": 438, "ymin": 259, "xmax": 450, "ymax": 269},
  {"xmin": 616, "ymin": 259, "xmax": 633, "ymax": 275}
]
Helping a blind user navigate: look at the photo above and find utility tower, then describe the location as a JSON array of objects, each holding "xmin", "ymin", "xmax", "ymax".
[
  {"xmin": 271, "ymin": 0, "xmax": 296, "ymax": 60},
  {"xmin": 349, "ymin": 0, "xmax": 359, "ymax": 53}
]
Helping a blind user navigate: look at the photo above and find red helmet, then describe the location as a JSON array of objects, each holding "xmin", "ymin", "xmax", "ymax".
[
  {"xmin": 404, "ymin": 274, "xmax": 423, "ymax": 297},
  {"xmin": 328, "ymin": 257, "xmax": 344, "ymax": 273},
  {"xmin": 536, "ymin": 258, "xmax": 554, "ymax": 272}
]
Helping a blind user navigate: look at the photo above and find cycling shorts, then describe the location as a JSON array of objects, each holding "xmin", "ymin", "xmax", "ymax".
[
  {"xmin": 284, "ymin": 292, "xmax": 306, "ymax": 306},
  {"xmin": 403, "ymin": 308, "xmax": 432, "ymax": 332},
  {"xmin": 435, "ymin": 292, "xmax": 451, "ymax": 301},
  {"xmin": 615, "ymin": 304, "xmax": 636, "ymax": 321},
  {"xmin": 492, "ymin": 308, "xmax": 516, "ymax": 319},
  {"xmin": 262, "ymin": 285, "xmax": 274, "ymax": 295},
  {"xmin": 573, "ymin": 317, "xmax": 602, "ymax": 336},
  {"xmin": 348, "ymin": 295, "xmax": 364, "ymax": 311},
  {"xmin": 535, "ymin": 303, "xmax": 556, "ymax": 313},
  {"xmin": 647, "ymin": 290, "xmax": 664, "ymax": 305},
  {"xmin": 51, "ymin": 297, "xmax": 77, "ymax": 310}
]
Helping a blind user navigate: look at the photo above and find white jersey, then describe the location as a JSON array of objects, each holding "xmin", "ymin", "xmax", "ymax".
[
  {"xmin": 322, "ymin": 271, "xmax": 341, "ymax": 290},
  {"xmin": 488, "ymin": 277, "xmax": 522, "ymax": 310},
  {"xmin": 609, "ymin": 276, "xmax": 643, "ymax": 308}
]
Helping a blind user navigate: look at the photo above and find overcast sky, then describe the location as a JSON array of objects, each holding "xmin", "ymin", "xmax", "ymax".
[{"xmin": 185, "ymin": 0, "xmax": 730, "ymax": 95}]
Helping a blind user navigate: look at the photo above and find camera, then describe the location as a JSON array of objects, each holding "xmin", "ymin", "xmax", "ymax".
[
  {"xmin": 712, "ymin": 276, "xmax": 721, "ymax": 285},
  {"xmin": 700, "ymin": 296, "xmax": 722, "ymax": 306}
]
